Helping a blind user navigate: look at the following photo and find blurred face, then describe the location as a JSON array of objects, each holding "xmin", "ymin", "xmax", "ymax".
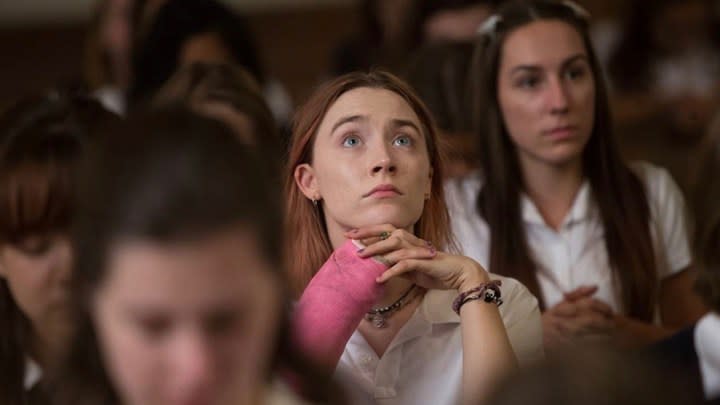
[
  {"xmin": 180, "ymin": 33, "xmax": 234, "ymax": 66},
  {"xmin": 653, "ymin": 1, "xmax": 709, "ymax": 52},
  {"xmin": 296, "ymin": 87, "xmax": 433, "ymax": 240},
  {"xmin": 93, "ymin": 229, "xmax": 282, "ymax": 405},
  {"xmin": 497, "ymin": 20, "xmax": 595, "ymax": 169},
  {"xmin": 193, "ymin": 102, "xmax": 255, "ymax": 144},
  {"xmin": 0, "ymin": 233, "xmax": 73, "ymax": 339},
  {"xmin": 100, "ymin": 0, "xmax": 133, "ymax": 86}
]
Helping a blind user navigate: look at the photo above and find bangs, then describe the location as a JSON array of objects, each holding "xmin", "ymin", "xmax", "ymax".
[{"xmin": 0, "ymin": 159, "xmax": 73, "ymax": 242}]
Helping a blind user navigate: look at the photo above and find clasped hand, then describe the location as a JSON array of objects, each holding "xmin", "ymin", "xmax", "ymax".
[
  {"xmin": 542, "ymin": 285, "xmax": 616, "ymax": 349},
  {"xmin": 345, "ymin": 224, "xmax": 489, "ymax": 293}
]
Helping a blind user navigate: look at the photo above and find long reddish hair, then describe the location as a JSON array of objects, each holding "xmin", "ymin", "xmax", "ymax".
[{"xmin": 284, "ymin": 70, "xmax": 453, "ymax": 295}]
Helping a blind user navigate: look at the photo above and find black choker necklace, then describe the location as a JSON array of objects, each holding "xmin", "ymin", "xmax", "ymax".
[{"xmin": 365, "ymin": 285, "xmax": 418, "ymax": 328}]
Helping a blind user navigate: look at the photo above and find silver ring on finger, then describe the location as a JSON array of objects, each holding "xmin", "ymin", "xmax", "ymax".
[{"xmin": 374, "ymin": 255, "xmax": 392, "ymax": 266}]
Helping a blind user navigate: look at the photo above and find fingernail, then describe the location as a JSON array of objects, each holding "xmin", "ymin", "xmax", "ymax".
[
  {"xmin": 357, "ymin": 248, "xmax": 365, "ymax": 254},
  {"xmin": 425, "ymin": 240, "xmax": 433, "ymax": 247},
  {"xmin": 428, "ymin": 247, "xmax": 436, "ymax": 256},
  {"xmin": 348, "ymin": 228, "xmax": 358, "ymax": 233}
]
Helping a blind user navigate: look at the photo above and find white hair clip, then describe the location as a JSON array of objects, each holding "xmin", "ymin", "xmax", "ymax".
[
  {"xmin": 477, "ymin": 14, "xmax": 502, "ymax": 36},
  {"xmin": 562, "ymin": 0, "xmax": 591, "ymax": 20}
]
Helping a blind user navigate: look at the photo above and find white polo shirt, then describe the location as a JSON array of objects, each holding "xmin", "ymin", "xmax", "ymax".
[
  {"xmin": 444, "ymin": 162, "xmax": 691, "ymax": 314},
  {"xmin": 24, "ymin": 357, "xmax": 42, "ymax": 390},
  {"xmin": 336, "ymin": 275, "xmax": 543, "ymax": 405},
  {"xmin": 696, "ymin": 312, "xmax": 720, "ymax": 400}
]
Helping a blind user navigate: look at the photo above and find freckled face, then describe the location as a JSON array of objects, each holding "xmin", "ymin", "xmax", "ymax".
[{"xmin": 299, "ymin": 87, "xmax": 433, "ymax": 235}]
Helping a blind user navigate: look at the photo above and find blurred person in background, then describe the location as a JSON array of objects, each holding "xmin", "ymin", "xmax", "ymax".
[
  {"xmin": 484, "ymin": 348, "xmax": 691, "ymax": 405},
  {"xmin": 151, "ymin": 62, "xmax": 285, "ymax": 156},
  {"xmin": 52, "ymin": 109, "xmax": 341, "ymax": 405},
  {"xmin": 331, "ymin": 0, "xmax": 498, "ymax": 76},
  {"xmin": 607, "ymin": 0, "xmax": 720, "ymax": 196},
  {"xmin": 447, "ymin": 0, "xmax": 706, "ymax": 352},
  {"xmin": 649, "ymin": 112, "xmax": 720, "ymax": 404},
  {"xmin": 128, "ymin": 0, "xmax": 292, "ymax": 124},
  {"xmin": 83, "ymin": 0, "xmax": 167, "ymax": 115},
  {"xmin": 0, "ymin": 90, "xmax": 116, "ymax": 404},
  {"xmin": 404, "ymin": 41, "xmax": 478, "ymax": 178}
]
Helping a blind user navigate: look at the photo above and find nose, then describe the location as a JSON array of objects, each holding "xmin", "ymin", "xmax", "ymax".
[
  {"xmin": 169, "ymin": 331, "xmax": 217, "ymax": 401},
  {"xmin": 369, "ymin": 142, "xmax": 397, "ymax": 176},
  {"xmin": 547, "ymin": 77, "xmax": 570, "ymax": 115}
]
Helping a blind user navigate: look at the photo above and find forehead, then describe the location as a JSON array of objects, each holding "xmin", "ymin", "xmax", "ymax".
[
  {"xmin": 500, "ymin": 19, "xmax": 587, "ymax": 69},
  {"xmin": 320, "ymin": 87, "xmax": 421, "ymax": 130},
  {"xmin": 100, "ymin": 230, "xmax": 271, "ymax": 300}
]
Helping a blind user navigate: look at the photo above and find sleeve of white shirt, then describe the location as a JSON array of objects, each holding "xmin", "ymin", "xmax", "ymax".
[
  {"xmin": 635, "ymin": 162, "xmax": 692, "ymax": 278},
  {"xmin": 494, "ymin": 274, "xmax": 545, "ymax": 367}
]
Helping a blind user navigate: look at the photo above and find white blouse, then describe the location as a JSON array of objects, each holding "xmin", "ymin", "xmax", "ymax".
[
  {"xmin": 696, "ymin": 312, "xmax": 720, "ymax": 400},
  {"xmin": 336, "ymin": 274, "xmax": 543, "ymax": 405},
  {"xmin": 444, "ymin": 162, "xmax": 691, "ymax": 314}
]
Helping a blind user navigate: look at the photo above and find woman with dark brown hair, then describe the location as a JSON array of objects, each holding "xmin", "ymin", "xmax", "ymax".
[
  {"xmin": 447, "ymin": 0, "xmax": 706, "ymax": 351},
  {"xmin": 0, "ymin": 90, "xmax": 115, "ymax": 404},
  {"xmin": 53, "ymin": 109, "xmax": 340, "ymax": 405},
  {"xmin": 286, "ymin": 70, "xmax": 543, "ymax": 405}
]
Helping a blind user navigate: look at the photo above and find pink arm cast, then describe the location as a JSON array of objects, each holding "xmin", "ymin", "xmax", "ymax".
[{"xmin": 292, "ymin": 239, "xmax": 388, "ymax": 367}]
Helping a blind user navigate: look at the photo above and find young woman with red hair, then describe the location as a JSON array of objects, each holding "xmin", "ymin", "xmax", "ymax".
[{"xmin": 286, "ymin": 70, "xmax": 543, "ymax": 405}]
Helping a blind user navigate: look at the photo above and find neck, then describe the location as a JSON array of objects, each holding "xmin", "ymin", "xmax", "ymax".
[
  {"xmin": 519, "ymin": 156, "xmax": 584, "ymax": 230},
  {"xmin": 373, "ymin": 277, "xmax": 415, "ymax": 309},
  {"xmin": 327, "ymin": 220, "xmax": 350, "ymax": 251},
  {"xmin": 29, "ymin": 318, "xmax": 71, "ymax": 368}
]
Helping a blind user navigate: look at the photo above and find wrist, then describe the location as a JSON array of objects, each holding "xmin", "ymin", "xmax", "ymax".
[
  {"xmin": 458, "ymin": 262, "xmax": 490, "ymax": 293},
  {"xmin": 452, "ymin": 279, "xmax": 503, "ymax": 315}
]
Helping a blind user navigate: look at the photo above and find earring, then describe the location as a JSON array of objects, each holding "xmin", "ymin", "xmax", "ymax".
[{"xmin": 312, "ymin": 199, "xmax": 318, "ymax": 207}]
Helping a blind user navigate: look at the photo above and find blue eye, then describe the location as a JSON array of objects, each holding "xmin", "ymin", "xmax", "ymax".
[
  {"xmin": 342, "ymin": 135, "xmax": 361, "ymax": 148},
  {"xmin": 393, "ymin": 135, "xmax": 412, "ymax": 147}
]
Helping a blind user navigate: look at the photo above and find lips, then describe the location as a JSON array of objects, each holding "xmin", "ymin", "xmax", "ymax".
[
  {"xmin": 364, "ymin": 184, "xmax": 402, "ymax": 198},
  {"xmin": 544, "ymin": 125, "xmax": 577, "ymax": 139}
]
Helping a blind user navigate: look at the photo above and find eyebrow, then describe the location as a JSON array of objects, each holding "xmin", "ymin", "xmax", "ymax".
[
  {"xmin": 389, "ymin": 119, "xmax": 422, "ymax": 135},
  {"xmin": 330, "ymin": 116, "xmax": 422, "ymax": 135},
  {"xmin": 331, "ymin": 115, "xmax": 365, "ymax": 134},
  {"xmin": 509, "ymin": 54, "xmax": 589, "ymax": 75}
]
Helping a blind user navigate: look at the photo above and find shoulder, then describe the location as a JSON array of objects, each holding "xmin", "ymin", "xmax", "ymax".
[
  {"xmin": 628, "ymin": 161, "xmax": 682, "ymax": 203},
  {"xmin": 629, "ymin": 160, "xmax": 691, "ymax": 274}
]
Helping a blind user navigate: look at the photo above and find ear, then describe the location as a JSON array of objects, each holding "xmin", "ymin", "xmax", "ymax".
[
  {"xmin": 294, "ymin": 163, "xmax": 321, "ymax": 201},
  {"xmin": 425, "ymin": 167, "xmax": 434, "ymax": 200}
]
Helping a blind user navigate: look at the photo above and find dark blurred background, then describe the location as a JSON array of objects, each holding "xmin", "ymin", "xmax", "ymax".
[
  {"xmin": 0, "ymin": 0, "xmax": 624, "ymax": 106},
  {"xmin": 1, "ymin": 0, "xmax": 718, "ymax": 197}
]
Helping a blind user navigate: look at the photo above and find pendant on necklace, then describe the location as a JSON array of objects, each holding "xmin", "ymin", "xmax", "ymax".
[{"xmin": 367, "ymin": 313, "xmax": 387, "ymax": 328}]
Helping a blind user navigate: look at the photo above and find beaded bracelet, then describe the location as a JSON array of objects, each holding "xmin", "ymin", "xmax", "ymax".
[{"xmin": 452, "ymin": 280, "xmax": 503, "ymax": 315}]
